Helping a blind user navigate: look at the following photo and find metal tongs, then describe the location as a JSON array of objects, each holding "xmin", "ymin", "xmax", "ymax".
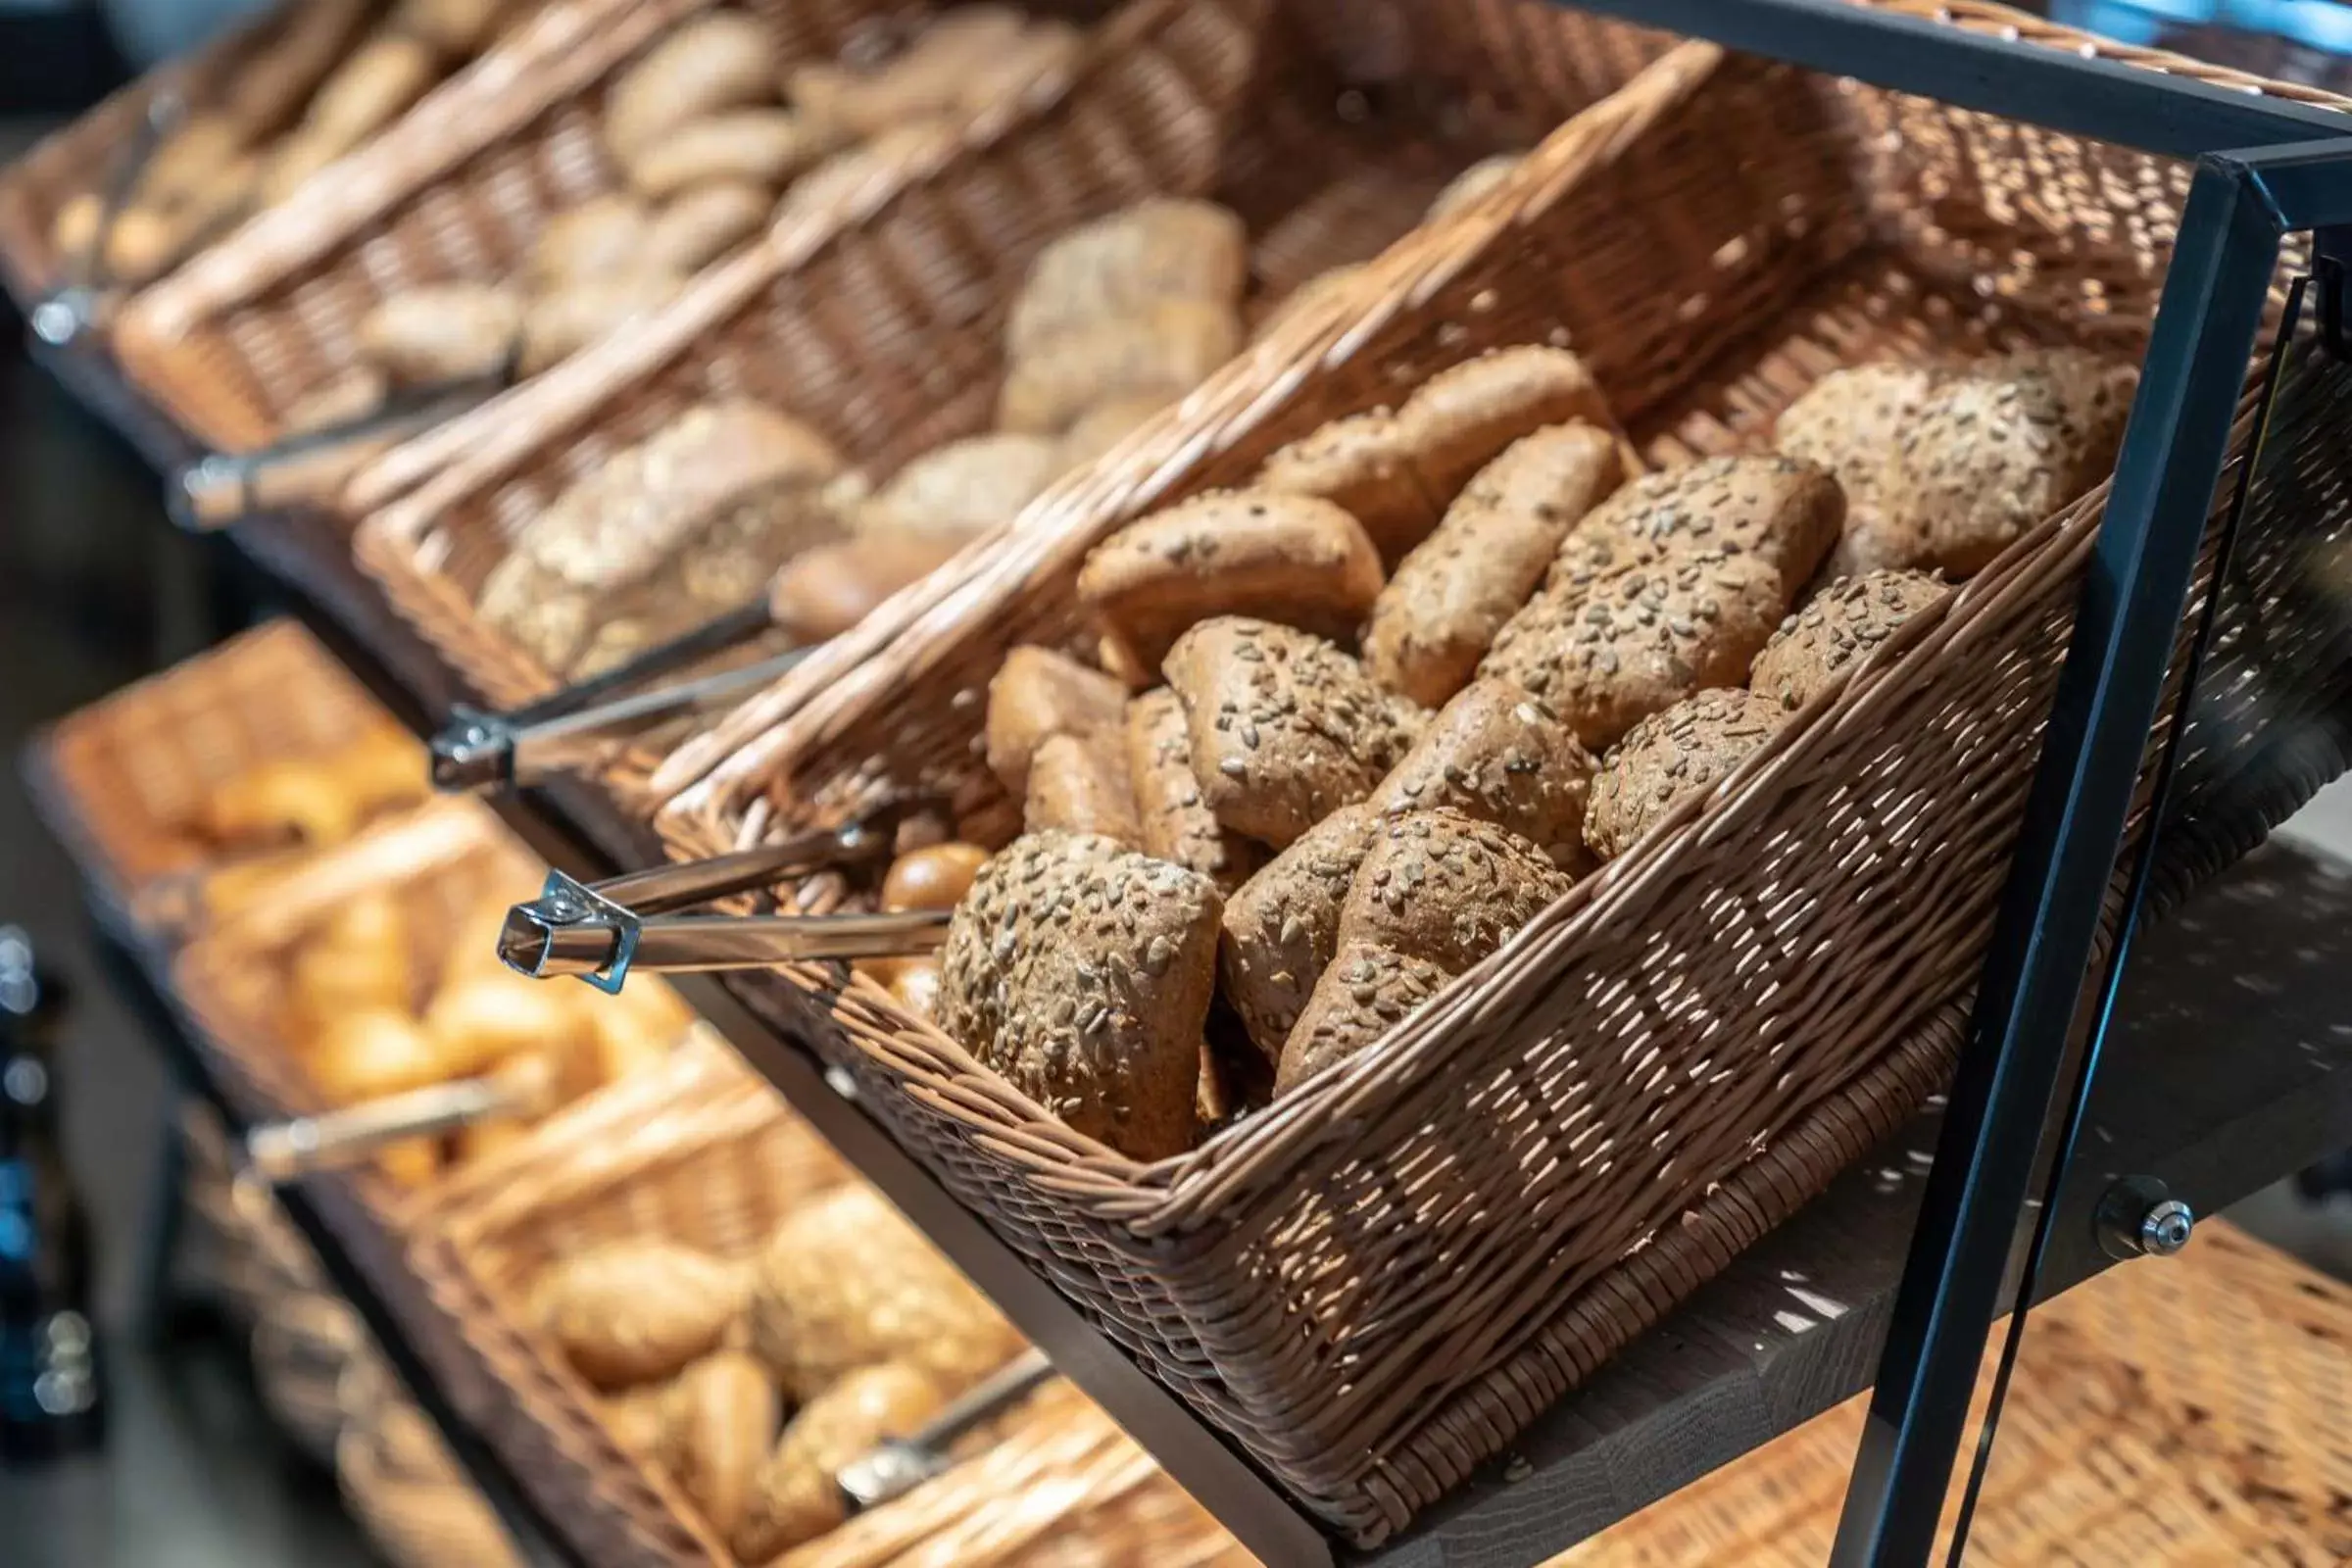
[
  {"xmin": 28, "ymin": 91, "xmax": 184, "ymax": 348},
  {"xmin": 499, "ymin": 809, "xmax": 946, "ymax": 994},
  {"xmin": 428, "ymin": 529, "xmax": 960, "ymax": 795},
  {"xmin": 836, "ymin": 1349, "xmax": 1059, "ymax": 1511},
  {"xmin": 243, "ymin": 1052, "xmax": 564, "ymax": 1182},
  {"xmin": 169, "ymin": 369, "xmax": 509, "ymax": 530}
]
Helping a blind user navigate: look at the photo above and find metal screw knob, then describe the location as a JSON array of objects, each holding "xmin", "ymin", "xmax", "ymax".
[{"xmin": 2095, "ymin": 1175, "xmax": 2194, "ymax": 1260}]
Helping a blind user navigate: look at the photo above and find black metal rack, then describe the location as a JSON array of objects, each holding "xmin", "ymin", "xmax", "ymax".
[{"xmin": 17, "ymin": 4, "xmax": 2352, "ymax": 1565}]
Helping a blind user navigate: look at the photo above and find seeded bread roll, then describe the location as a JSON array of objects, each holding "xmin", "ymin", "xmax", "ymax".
[
  {"xmin": 1585, "ymin": 687, "xmax": 1786, "ymax": 859},
  {"xmin": 1750, "ymin": 568, "xmax": 1948, "ymax": 710},
  {"xmin": 1480, "ymin": 549, "xmax": 1787, "ymax": 750},
  {"xmin": 1274, "ymin": 941, "xmax": 1450, "ymax": 1094},
  {"xmin": 531, "ymin": 196, "xmax": 656, "ymax": 286},
  {"xmin": 1773, "ymin": 365, "xmax": 1942, "ymax": 579},
  {"xmin": 359, "ymin": 285, "xmax": 522, "ymax": 384},
  {"xmin": 1164, "ymin": 619, "xmax": 1427, "ymax": 849},
  {"xmin": 863, "ymin": 433, "xmax": 1064, "ymax": 541},
  {"xmin": 938, "ymin": 831, "xmax": 1221, "ymax": 1160},
  {"xmin": 998, "ymin": 298, "xmax": 1243, "ymax": 435},
  {"xmin": 1125, "ymin": 690, "xmax": 1262, "ymax": 892},
  {"xmin": 1336, "ymin": 808, "xmax": 1572, "ymax": 974},
  {"xmin": 605, "ymin": 13, "xmax": 778, "ymax": 161},
  {"xmin": 1371, "ymin": 678, "xmax": 1596, "ymax": 869},
  {"xmin": 1573, "ymin": 454, "xmax": 1844, "ymax": 597},
  {"xmin": 1894, "ymin": 349, "xmax": 2133, "ymax": 576},
  {"xmin": 1080, "ymin": 490, "xmax": 1385, "ymax": 682},
  {"xmin": 646, "ymin": 181, "xmax": 770, "ymax": 273},
  {"xmin": 1024, "ymin": 731, "xmax": 1142, "ymax": 845},
  {"xmin": 1004, "ymin": 198, "xmax": 1249, "ymax": 359},
  {"xmin": 1398, "ymin": 347, "xmax": 1620, "ymax": 514},
  {"xmin": 621, "ymin": 109, "xmax": 828, "ymax": 199},
  {"xmin": 1363, "ymin": 420, "xmax": 1627, "ymax": 707},
  {"xmin": 1216, "ymin": 804, "xmax": 1376, "ymax": 1062},
  {"xmin": 983, "ymin": 645, "xmax": 1130, "ymax": 798},
  {"xmin": 1254, "ymin": 409, "xmax": 1439, "ymax": 567}
]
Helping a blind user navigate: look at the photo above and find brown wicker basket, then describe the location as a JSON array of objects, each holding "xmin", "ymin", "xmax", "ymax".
[
  {"xmin": 409, "ymin": 1058, "xmax": 1254, "ymax": 1568},
  {"xmin": 338, "ymin": 1354, "xmax": 530, "ymax": 1568},
  {"xmin": 617, "ymin": 14, "xmax": 2352, "ymax": 1547},
  {"xmin": 345, "ymin": 0, "xmax": 1674, "ymax": 712},
  {"xmin": 1555, "ymin": 1220, "xmax": 2352, "ymax": 1565},
  {"xmin": 25, "ymin": 619, "xmax": 409, "ymax": 921}
]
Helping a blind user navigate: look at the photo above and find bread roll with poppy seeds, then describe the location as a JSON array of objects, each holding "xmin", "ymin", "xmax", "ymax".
[
  {"xmin": 1572, "ymin": 454, "xmax": 1843, "ymax": 597},
  {"xmin": 938, "ymin": 832, "xmax": 1221, "ymax": 1160},
  {"xmin": 1773, "ymin": 365, "xmax": 1942, "ymax": 579},
  {"xmin": 1585, "ymin": 687, "xmax": 1786, "ymax": 859},
  {"xmin": 1125, "ymin": 689, "xmax": 1262, "ymax": 892},
  {"xmin": 1080, "ymin": 490, "xmax": 1385, "ymax": 681},
  {"xmin": 1024, "ymin": 730, "xmax": 1142, "ymax": 846},
  {"xmin": 1750, "ymin": 568, "xmax": 1947, "ymax": 711},
  {"xmin": 1163, "ymin": 618, "xmax": 1427, "ymax": 849},
  {"xmin": 1363, "ymin": 420, "xmax": 1626, "ymax": 708},
  {"xmin": 983, "ymin": 645, "xmax": 1130, "ymax": 798},
  {"xmin": 1480, "ymin": 548, "xmax": 1786, "ymax": 750},
  {"xmin": 1370, "ymin": 678, "xmax": 1596, "ymax": 869},
  {"xmin": 1216, "ymin": 804, "xmax": 1377, "ymax": 1063}
]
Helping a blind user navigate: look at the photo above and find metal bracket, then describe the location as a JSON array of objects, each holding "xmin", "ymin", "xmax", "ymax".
[
  {"xmin": 430, "ymin": 704, "xmax": 517, "ymax": 792},
  {"xmin": 506, "ymin": 868, "xmax": 642, "ymax": 994}
]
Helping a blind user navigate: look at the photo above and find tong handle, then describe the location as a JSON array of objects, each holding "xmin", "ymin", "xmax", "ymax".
[
  {"xmin": 29, "ymin": 93, "xmax": 184, "ymax": 345},
  {"xmin": 244, "ymin": 1059, "xmax": 549, "ymax": 1182},
  {"xmin": 835, "ymin": 1350, "xmax": 1058, "ymax": 1512},
  {"xmin": 595, "ymin": 813, "xmax": 900, "ymax": 913}
]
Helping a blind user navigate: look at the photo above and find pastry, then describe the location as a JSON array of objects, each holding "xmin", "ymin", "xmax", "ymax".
[
  {"xmin": 1078, "ymin": 489, "xmax": 1385, "ymax": 681},
  {"xmin": 1362, "ymin": 420, "xmax": 1626, "ymax": 707},
  {"xmin": 982, "ymin": 644, "xmax": 1129, "ymax": 798},
  {"xmin": 1584, "ymin": 687, "xmax": 1786, "ymax": 859},
  {"xmin": 1123, "ymin": 689, "xmax": 1261, "ymax": 892},
  {"xmin": 1480, "ymin": 548, "xmax": 1787, "ymax": 750},
  {"xmin": 1163, "ymin": 618, "xmax": 1426, "ymax": 849},
  {"xmin": 1749, "ymin": 568, "xmax": 1947, "ymax": 711},
  {"xmin": 1370, "ymin": 677, "xmax": 1596, "ymax": 869},
  {"xmin": 937, "ymin": 831, "xmax": 1220, "ymax": 1160}
]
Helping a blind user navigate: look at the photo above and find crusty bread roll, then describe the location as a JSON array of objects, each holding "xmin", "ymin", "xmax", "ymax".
[
  {"xmin": 1749, "ymin": 567, "xmax": 1947, "ymax": 711},
  {"xmin": 982, "ymin": 644, "xmax": 1129, "ymax": 798},
  {"xmin": 1124, "ymin": 689, "xmax": 1262, "ymax": 893},
  {"xmin": 1370, "ymin": 678, "xmax": 1595, "ymax": 870},
  {"xmin": 1585, "ymin": 687, "xmax": 1785, "ymax": 859},
  {"xmin": 1023, "ymin": 730, "xmax": 1142, "ymax": 845}
]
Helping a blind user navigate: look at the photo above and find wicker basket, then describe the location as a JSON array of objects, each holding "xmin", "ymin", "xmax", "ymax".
[
  {"xmin": 1557, "ymin": 1220, "xmax": 2352, "ymax": 1565},
  {"xmin": 338, "ymin": 1354, "xmax": 530, "ymax": 1568},
  {"xmin": 617, "ymin": 14, "xmax": 2352, "ymax": 1547},
  {"xmin": 344, "ymin": 0, "xmax": 1674, "ymax": 712},
  {"xmin": 24, "ymin": 619, "xmax": 408, "ymax": 923},
  {"xmin": 409, "ymin": 1059, "xmax": 1254, "ymax": 1568}
]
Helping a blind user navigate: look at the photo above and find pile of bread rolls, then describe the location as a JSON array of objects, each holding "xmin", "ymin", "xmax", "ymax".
[
  {"xmin": 343, "ymin": 5, "xmax": 1081, "ymax": 418},
  {"xmin": 529, "ymin": 1183, "xmax": 1025, "ymax": 1559},
  {"xmin": 878, "ymin": 341, "xmax": 2134, "ymax": 1160},
  {"xmin": 280, "ymin": 881, "xmax": 696, "ymax": 1184},
  {"xmin": 53, "ymin": 0, "xmax": 521, "ymax": 289}
]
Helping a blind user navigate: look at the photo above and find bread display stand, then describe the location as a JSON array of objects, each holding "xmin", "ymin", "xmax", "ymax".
[{"xmin": 16, "ymin": 3, "xmax": 2352, "ymax": 1568}]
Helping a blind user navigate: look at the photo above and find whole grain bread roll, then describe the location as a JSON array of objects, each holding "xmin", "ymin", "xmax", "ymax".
[
  {"xmin": 1573, "ymin": 454, "xmax": 1844, "ymax": 596},
  {"xmin": 1275, "ymin": 940, "xmax": 1450, "ymax": 1094},
  {"xmin": 1363, "ymin": 420, "xmax": 1627, "ymax": 708},
  {"xmin": 1024, "ymin": 731, "xmax": 1142, "ymax": 845},
  {"xmin": 983, "ymin": 644, "xmax": 1130, "ymax": 798},
  {"xmin": 1079, "ymin": 490, "xmax": 1385, "ymax": 682},
  {"xmin": 1750, "ymin": 568, "xmax": 1947, "ymax": 711},
  {"xmin": 1254, "ymin": 408, "xmax": 1440, "ymax": 566},
  {"xmin": 359, "ymin": 284, "xmax": 521, "ymax": 384},
  {"xmin": 1893, "ymin": 349, "xmax": 2133, "ymax": 576},
  {"xmin": 1585, "ymin": 687, "xmax": 1785, "ymax": 859},
  {"xmin": 863, "ymin": 433, "xmax": 1063, "ymax": 540},
  {"xmin": 938, "ymin": 831, "xmax": 1221, "ymax": 1161},
  {"xmin": 1480, "ymin": 548, "xmax": 1787, "ymax": 750},
  {"xmin": 1335, "ymin": 808, "xmax": 1571, "ymax": 975},
  {"xmin": 605, "ymin": 13, "xmax": 778, "ymax": 160},
  {"xmin": 1163, "ymin": 618, "xmax": 1427, "ymax": 849},
  {"xmin": 645, "ymin": 181, "xmax": 770, "ymax": 274},
  {"xmin": 622, "ymin": 109, "xmax": 830, "ymax": 199},
  {"xmin": 530, "ymin": 195, "xmax": 656, "ymax": 286},
  {"xmin": 1398, "ymin": 347, "xmax": 1620, "ymax": 514},
  {"xmin": 1004, "ymin": 197, "xmax": 1249, "ymax": 359},
  {"xmin": 997, "ymin": 298, "xmax": 1242, "ymax": 435},
  {"xmin": 1216, "ymin": 804, "xmax": 1376, "ymax": 1062},
  {"xmin": 1773, "ymin": 364, "xmax": 1942, "ymax": 579},
  {"xmin": 1371, "ymin": 678, "xmax": 1595, "ymax": 869},
  {"xmin": 1125, "ymin": 689, "xmax": 1262, "ymax": 892}
]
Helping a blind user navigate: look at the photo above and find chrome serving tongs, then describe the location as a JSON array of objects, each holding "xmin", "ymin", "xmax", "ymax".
[
  {"xmin": 28, "ymin": 90, "xmax": 184, "ymax": 348},
  {"xmin": 169, "ymin": 363, "xmax": 512, "ymax": 530},
  {"xmin": 242, "ymin": 1051, "xmax": 564, "ymax": 1182},
  {"xmin": 836, "ymin": 1349, "xmax": 1060, "ymax": 1512},
  {"xmin": 428, "ymin": 529, "xmax": 962, "ymax": 795},
  {"xmin": 498, "ymin": 808, "xmax": 946, "ymax": 994}
]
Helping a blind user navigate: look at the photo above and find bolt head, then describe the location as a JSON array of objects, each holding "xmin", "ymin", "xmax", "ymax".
[{"xmin": 2140, "ymin": 1199, "xmax": 2194, "ymax": 1256}]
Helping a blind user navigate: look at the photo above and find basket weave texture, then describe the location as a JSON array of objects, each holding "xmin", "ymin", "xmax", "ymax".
[
  {"xmin": 338, "ymin": 1355, "xmax": 529, "ymax": 1568},
  {"xmin": 1555, "ymin": 1221, "xmax": 2352, "ymax": 1565},
  {"xmin": 410, "ymin": 1058, "xmax": 1250, "ymax": 1568},
  {"xmin": 617, "ymin": 12, "xmax": 2352, "ymax": 1545},
  {"xmin": 346, "ymin": 0, "xmax": 1675, "ymax": 712}
]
